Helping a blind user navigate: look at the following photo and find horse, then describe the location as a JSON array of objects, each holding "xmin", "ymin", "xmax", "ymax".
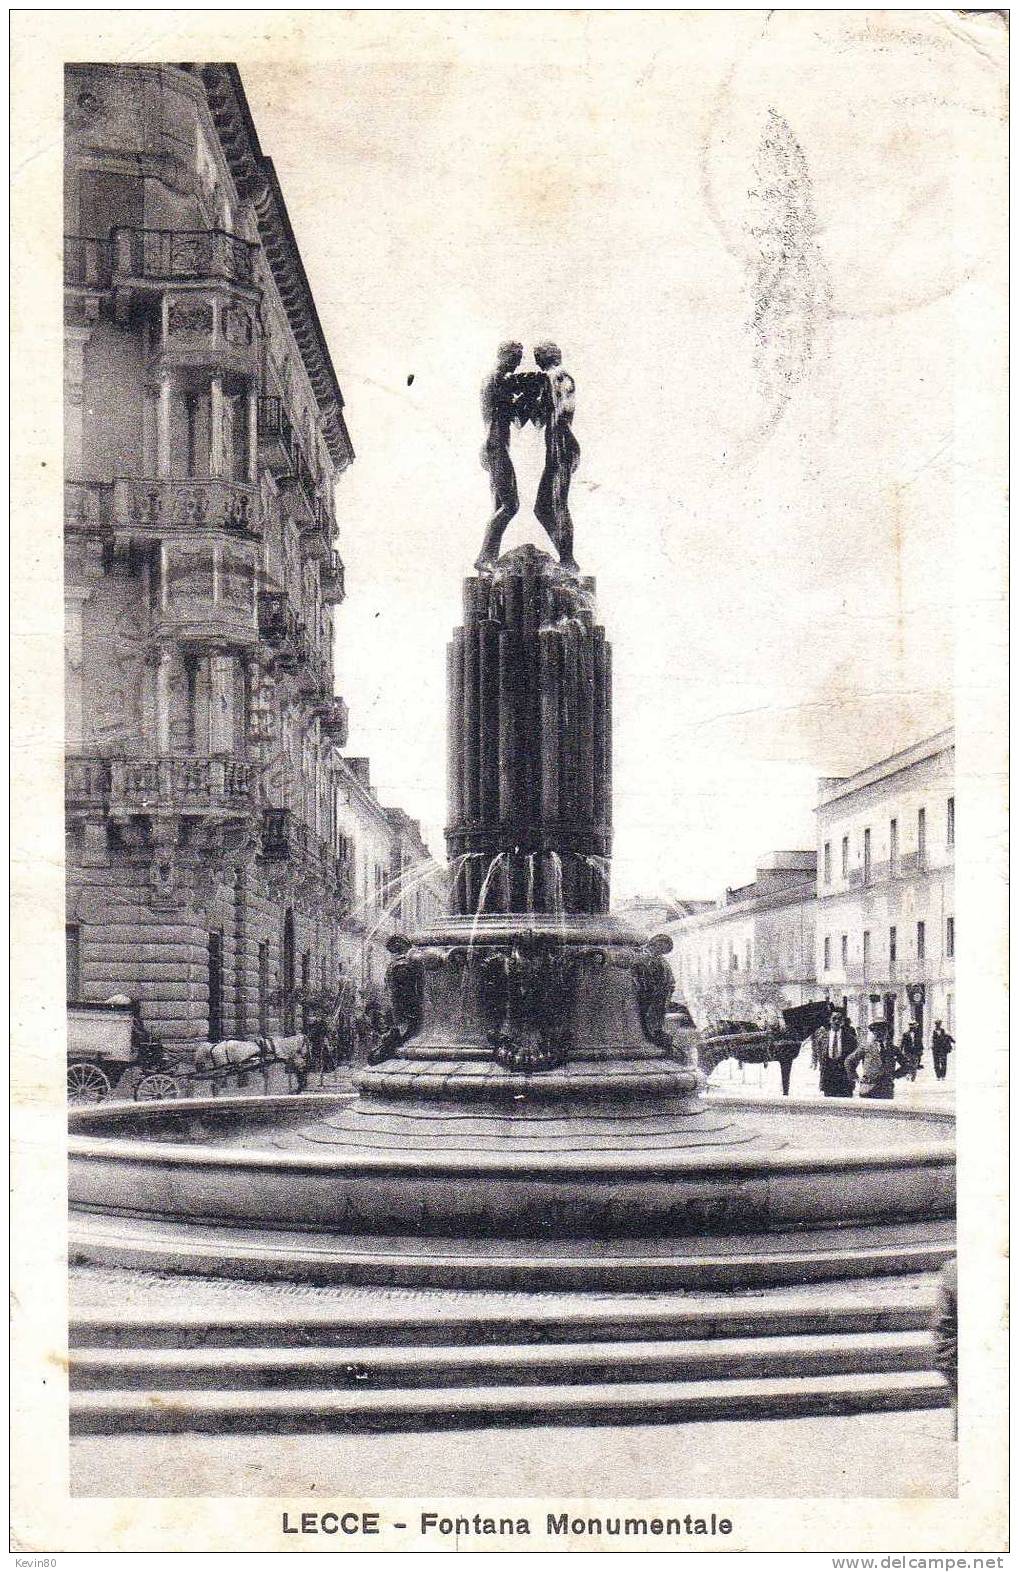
[
  {"xmin": 192, "ymin": 1033, "xmax": 310, "ymax": 1095},
  {"xmin": 696, "ymin": 1001, "xmax": 832, "ymax": 1098}
]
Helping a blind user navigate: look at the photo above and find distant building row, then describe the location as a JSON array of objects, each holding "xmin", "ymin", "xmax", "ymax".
[{"xmin": 625, "ymin": 731, "xmax": 955, "ymax": 1047}]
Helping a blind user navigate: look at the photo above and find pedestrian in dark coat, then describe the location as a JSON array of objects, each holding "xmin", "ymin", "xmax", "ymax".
[
  {"xmin": 931, "ymin": 1020, "xmax": 955, "ymax": 1081},
  {"xmin": 818, "ymin": 1008, "xmax": 857, "ymax": 1098},
  {"xmin": 931, "ymin": 1256, "xmax": 958, "ymax": 1437},
  {"xmin": 899, "ymin": 1022, "xmax": 923, "ymax": 1080}
]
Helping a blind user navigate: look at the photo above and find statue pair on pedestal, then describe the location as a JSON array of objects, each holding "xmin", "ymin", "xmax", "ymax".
[{"xmin": 476, "ymin": 341, "xmax": 580, "ymax": 574}]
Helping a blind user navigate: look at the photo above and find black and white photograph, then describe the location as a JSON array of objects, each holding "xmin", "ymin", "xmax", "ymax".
[{"xmin": 9, "ymin": 8, "xmax": 1008, "ymax": 1557}]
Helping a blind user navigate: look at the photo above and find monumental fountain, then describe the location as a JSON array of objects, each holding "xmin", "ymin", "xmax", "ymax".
[{"xmin": 68, "ymin": 346, "xmax": 954, "ymax": 1305}]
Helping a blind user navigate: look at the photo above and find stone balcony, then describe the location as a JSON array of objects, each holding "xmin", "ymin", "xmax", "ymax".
[
  {"xmin": 156, "ymin": 538, "xmax": 259, "ymax": 649},
  {"xmin": 321, "ymin": 547, "xmax": 346, "ymax": 605},
  {"xmin": 315, "ymin": 695, "xmax": 349, "ymax": 747},
  {"xmin": 113, "ymin": 477, "xmax": 259, "ymax": 544},
  {"xmin": 64, "ymin": 236, "xmax": 112, "ymax": 291},
  {"xmin": 150, "ymin": 290, "xmax": 260, "ymax": 381},
  {"xmin": 281, "ymin": 443, "xmax": 322, "ymax": 534},
  {"xmin": 112, "ymin": 227, "xmax": 257, "ymax": 291},
  {"xmin": 260, "ymin": 806, "xmax": 318, "ymax": 864},
  {"xmin": 109, "ymin": 755, "xmax": 257, "ymax": 822},
  {"xmin": 64, "ymin": 481, "xmax": 111, "ymax": 532},
  {"xmin": 66, "ymin": 753, "xmax": 112, "ymax": 815},
  {"xmin": 257, "ymin": 397, "xmax": 296, "ymax": 478}
]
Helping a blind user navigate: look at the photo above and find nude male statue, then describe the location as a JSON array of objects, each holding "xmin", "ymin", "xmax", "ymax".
[{"xmin": 475, "ymin": 342, "xmax": 532, "ymax": 571}]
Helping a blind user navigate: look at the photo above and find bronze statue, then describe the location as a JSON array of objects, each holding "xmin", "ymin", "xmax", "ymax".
[
  {"xmin": 475, "ymin": 342, "xmax": 531, "ymax": 570},
  {"xmin": 533, "ymin": 342, "xmax": 580, "ymax": 574},
  {"xmin": 474, "ymin": 341, "xmax": 580, "ymax": 574}
]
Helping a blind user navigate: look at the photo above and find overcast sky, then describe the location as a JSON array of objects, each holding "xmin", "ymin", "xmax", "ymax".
[{"xmin": 242, "ymin": 12, "xmax": 1002, "ymax": 901}]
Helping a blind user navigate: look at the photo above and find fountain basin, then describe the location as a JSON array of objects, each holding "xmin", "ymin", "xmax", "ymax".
[{"xmin": 69, "ymin": 1092, "xmax": 954, "ymax": 1245}]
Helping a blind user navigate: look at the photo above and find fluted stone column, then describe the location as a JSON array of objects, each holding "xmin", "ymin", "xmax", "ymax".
[{"xmin": 445, "ymin": 545, "xmax": 612, "ymax": 916}]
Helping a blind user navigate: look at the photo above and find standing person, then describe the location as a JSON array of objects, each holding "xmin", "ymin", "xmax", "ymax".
[
  {"xmin": 899, "ymin": 1019, "xmax": 923, "ymax": 1080},
  {"xmin": 845, "ymin": 1021, "xmax": 908, "ymax": 1100},
  {"xmin": 931, "ymin": 1256, "xmax": 958, "ymax": 1438},
  {"xmin": 931, "ymin": 1019, "xmax": 955, "ymax": 1081},
  {"xmin": 818, "ymin": 1007, "xmax": 857, "ymax": 1098}
]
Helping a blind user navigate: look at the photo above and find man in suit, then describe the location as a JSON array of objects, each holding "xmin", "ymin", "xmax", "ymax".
[
  {"xmin": 899, "ymin": 1020, "xmax": 923, "ymax": 1079},
  {"xmin": 818, "ymin": 1006, "xmax": 857, "ymax": 1097},
  {"xmin": 931, "ymin": 1019, "xmax": 955, "ymax": 1081}
]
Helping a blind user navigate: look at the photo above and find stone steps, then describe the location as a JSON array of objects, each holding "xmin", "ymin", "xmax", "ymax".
[
  {"xmin": 68, "ymin": 1369, "xmax": 948, "ymax": 1434},
  {"xmin": 69, "ymin": 1291, "xmax": 936, "ymax": 1350},
  {"xmin": 70, "ymin": 1329, "xmax": 934, "ymax": 1391},
  {"xmin": 70, "ymin": 1209, "xmax": 955, "ymax": 1292},
  {"xmin": 67, "ymin": 1274, "xmax": 947, "ymax": 1433}
]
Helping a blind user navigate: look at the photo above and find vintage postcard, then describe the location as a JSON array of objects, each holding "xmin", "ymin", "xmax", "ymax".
[{"xmin": 10, "ymin": 8, "xmax": 1008, "ymax": 1557}]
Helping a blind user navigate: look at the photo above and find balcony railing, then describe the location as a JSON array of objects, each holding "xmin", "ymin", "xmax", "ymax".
[
  {"xmin": 261, "ymin": 807, "xmax": 315, "ymax": 863},
  {"xmin": 64, "ymin": 236, "xmax": 112, "ymax": 290},
  {"xmin": 65, "ymin": 481, "xmax": 111, "ymax": 530},
  {"xmin": 109, "ymin": 755, "xmax": 257, "ymax": 817},
  {"xmin": 113, "ymin": 477, "xmax": 258, "ymax": 538},
  {"xmin": 321, "ymin": 548, "xmax": 346, "ymax": 605},
  {"xmin": 257, "ymin": 396, "xmax": 295, "ymax": 477},
  {"xmin": 112, "ymin": 227, "xmax": 256, "ymax": 288},
  {"xmin": 66, "ymin": 753, "xmax": 111, "ymax": 811},
  {"xmin": 315, "ymin": 696, "xmax": 349, "ymax": 747}
]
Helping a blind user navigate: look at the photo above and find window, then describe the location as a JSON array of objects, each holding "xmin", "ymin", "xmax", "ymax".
[
  {"xmin": 208, "ymin": 931, "xmax": 224, "ymax": 1043},
  {"xmin": 889, "ymin": 818, "xmax": 898, "ymax": 872},
  {"xmin": 840, "ymin": 933, "xmax": 848, "ymax": 968},
  {"xmin": 66, "ymin": 923, "xmax": 81, "ymax": 1002},
  {"xmin": 889, "ymin": 925, "xmax": 897, "ymax": 966},
  {"xmin": 823, "ymin": 841, "xmax": 831, "ymax": 884},
  {"xmin": 841, "ymin": 836, "xmax": 849, "ymax": 879},
  {"xmin": 863, "ymin": 827, "xmax": 872, "ymax": 884},
  {"xmin": 258, "ymin": 942, "xmax": 269, "ymax": 1034},
  {"xmin": 947, "ymin": 796, "xmax": 955, "ymax": 848},
  {"xmin": 863, "ymin": 930, "xmax": 871, "ymax": 971},
  {"xmin": 917, "ymin": 806, "xmax": 927, "ymax": 864},
  {"xmin": 946, "ymin": 916, "xmax": 955, "ymax": 959},
  {"xmin": 916, "ymin": 920, "xmax": 926, "ymax": 961},
  {"xmin": 823, "ymin": 936, "xmax": 831, "ymax": 972}
]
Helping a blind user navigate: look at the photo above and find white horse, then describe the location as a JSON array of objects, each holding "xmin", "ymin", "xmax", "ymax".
[{"xmin": 192, "ymin": 1034, "xmax": 310, "ymax": 1094}]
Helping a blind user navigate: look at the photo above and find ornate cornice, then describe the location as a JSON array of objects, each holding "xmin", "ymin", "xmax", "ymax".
[{"xmin": 195, "ymin": 64, "xmax": 354, "ymax": 473}]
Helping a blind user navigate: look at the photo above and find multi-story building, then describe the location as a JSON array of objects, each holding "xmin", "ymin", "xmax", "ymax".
[
  {"xmin": 815, "ymin": 729, "xmax": 955, "ymax": 1045},
  {"xmin": 332, "ymin": 761, "xmax": 447, "ymax": 997},
  {"xmin": 63, "ymin": 62, "xmax": 376, "ymax": 1047},
  {"xmin": 664, "ymin": 853, "xmax": 817, "ymax": 1025}
]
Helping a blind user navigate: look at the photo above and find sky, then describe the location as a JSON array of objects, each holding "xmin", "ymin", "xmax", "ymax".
[{"xmin": 240, "ymin": 12, "xmax": 1003, "ymax": 901}]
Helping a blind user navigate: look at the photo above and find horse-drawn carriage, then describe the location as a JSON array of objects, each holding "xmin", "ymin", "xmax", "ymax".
[
  {"xmin": 66, "ymin": 1002, "xmax": 180, "ymax": 1104},
  {"xmin": 695, "ymin": 1000, "xmax": 833, "ymax": 1096},
  {"xmin": 66, "ymin": 1003, "xmax": 311, "ymax": 1104}
]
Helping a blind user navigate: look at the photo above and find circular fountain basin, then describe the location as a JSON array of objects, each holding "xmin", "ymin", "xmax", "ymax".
[{"xmin": 69, "ymin": 1092, "xmax": 954, "ymax": 1247}]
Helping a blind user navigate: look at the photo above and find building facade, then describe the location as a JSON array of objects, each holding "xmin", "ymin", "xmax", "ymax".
[
  {"xmin": 663, "ymin": 853, "xmax": 817, "ymax": 1026},
  {"xmin": 63, "ymin": 63, "xmax": 442, "ymax": 1049},
  {"xmin": 815, "ymin": 730, "xmax": 955, "ymax": 1045}
]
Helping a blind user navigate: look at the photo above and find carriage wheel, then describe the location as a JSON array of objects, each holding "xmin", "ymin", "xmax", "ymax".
[
  {"xmin": 135, "ymin": 1072, "xmax": 182, "ymax": 1102},
  {"xmin": 67, "ymin": 1062, "xmax": 111, "ymax": 1105}
]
